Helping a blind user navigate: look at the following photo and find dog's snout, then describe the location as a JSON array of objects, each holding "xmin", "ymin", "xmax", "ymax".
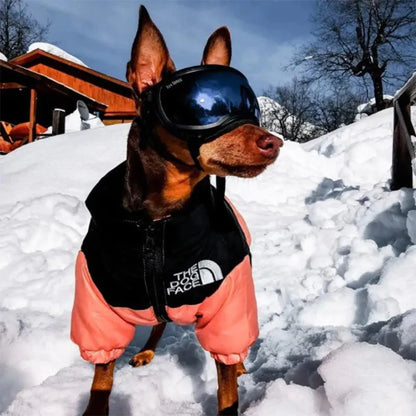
[{"xmin": 256, "ymin": 134, "xmax": 283, "ymax": 157}]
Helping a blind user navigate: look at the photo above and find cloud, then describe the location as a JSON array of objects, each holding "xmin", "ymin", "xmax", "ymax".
[
  {"xmin": 28, "ymin": 0, "xmax": 313, "ymax": 92},
  {"xmin": 232, "ymin": 30, "xmax": 310, "ymax": 94}
]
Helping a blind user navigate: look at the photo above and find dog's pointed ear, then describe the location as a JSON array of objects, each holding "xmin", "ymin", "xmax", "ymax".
[
  {"xmin": 201, "ymin": 27, "xmax": 232, "ymax": 66},
  {"xmin": 126, "ymin": 5, "xmax": 175, "ymax": 96}
]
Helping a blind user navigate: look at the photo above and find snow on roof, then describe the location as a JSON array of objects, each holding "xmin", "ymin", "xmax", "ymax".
[{"xmin": 28, "ymin": 42, "xmax": 88, "ymax": 68}]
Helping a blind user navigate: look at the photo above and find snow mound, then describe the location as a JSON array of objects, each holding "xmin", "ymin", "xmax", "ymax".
[
  {"xmin": 318, "ymin": 342, "xmax": 416, "ymax": 416},
  {"xmin": 28, "ymin": 43, "xmax": 88, "ymax": 67},
  {"xmin": 245, "ymin": 379, "xmax": 329, "ymax": 416},
  {"xmin": 246, "ymin": 342, "xmax": 416, "ymax": 416},
  {"xmin": 356, "ymin": 95, "xmax": 394, "ymax": 117}
]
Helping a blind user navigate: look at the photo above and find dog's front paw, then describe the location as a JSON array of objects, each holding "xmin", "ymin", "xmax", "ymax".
[
  {"xmin": 129, "ymin": 350, "xmax": 155, "ymax": 367},
  {"xmin": 218, "ymin": 400, "xmax": 239, "ymax": 416},
  {"xmin": 83, "ymin": 390, "xmax": 110, "ymax": 416}
]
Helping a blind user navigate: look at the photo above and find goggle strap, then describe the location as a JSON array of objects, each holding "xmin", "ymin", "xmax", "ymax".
[
  {"xmin": 139, "ymin": 117, "xmax": 197, "ymax": 169},
  {"xmin": 216, "ymin": 176, "xmax": 226, "ymax": 201},
  {"xmin": 187, "ymin": 140, "xmax": 204, "ymax": 170},
  {"xmin": 212, "ymin": 175, "xmax": 228, "ymax": 227},
  {"xmin": 153, "ymin": 138, "xmax": 196, "ymax": 169}
]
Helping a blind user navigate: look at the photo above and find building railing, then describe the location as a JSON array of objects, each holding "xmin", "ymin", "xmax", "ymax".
[{"xmin": 391, "ymin": 72, "xmax": 416, "ymax": 190}]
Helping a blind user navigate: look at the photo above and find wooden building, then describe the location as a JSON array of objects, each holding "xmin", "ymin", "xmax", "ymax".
[
  {"xmin": 10, "ymin": 48, "xmax": 136, "ymax": 125},
  {"xmin": 1, "ymin": 59, "xmax": 107, "ymax": 145}
]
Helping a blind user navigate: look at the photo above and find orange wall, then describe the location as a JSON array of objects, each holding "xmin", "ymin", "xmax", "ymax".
[{"xmin": 28, "ymin": 63, "xmax": 136, "ymax": 117}]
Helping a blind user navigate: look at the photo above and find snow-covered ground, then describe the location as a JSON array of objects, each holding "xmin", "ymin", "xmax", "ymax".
[{"xmin": 1, "ymin": 107, "xmax": 416, "ymax": 415}]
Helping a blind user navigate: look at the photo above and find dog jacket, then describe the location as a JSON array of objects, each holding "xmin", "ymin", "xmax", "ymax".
[{"xmin": 71, "ymin": 162, "xmax": 259, "ymax": 365}]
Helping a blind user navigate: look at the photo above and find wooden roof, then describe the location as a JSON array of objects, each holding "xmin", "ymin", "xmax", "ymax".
[
  {"xmin": 10, "ymin": 49, "xmax": 136, "ymax": 122},
  {"xmin": 1, "ymin": 59, "xmax": 107, "ymax": 111},
  {"xmin": 10, "ymin": 48, "xmax": 133, "ymax": 95}
]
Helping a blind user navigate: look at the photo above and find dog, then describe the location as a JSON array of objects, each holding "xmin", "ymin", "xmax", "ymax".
[{"xmin": 71, "ymin": 5, "xmax": 282, "ymax": 415}]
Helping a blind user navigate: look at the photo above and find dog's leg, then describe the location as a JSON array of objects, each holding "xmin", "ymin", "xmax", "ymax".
[
  {"xmin": 236, "ymin": 362, "xmax": 247, "ymax": 377},
  {"xmin": 216, "ymin": 361, "xmax": 239, "ymax": 415},
  {"xmin": 129, "ymin": 322, "xmax": 167, "ymax": 367},
  {"xmin": 83, "ymin": 360, "xmax": 116, "ymax": 416}
]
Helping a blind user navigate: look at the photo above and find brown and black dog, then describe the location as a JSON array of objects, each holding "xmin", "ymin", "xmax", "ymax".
[{"xmin": 78, "ymin": 5, "xmax": 282, "ymax": 416}]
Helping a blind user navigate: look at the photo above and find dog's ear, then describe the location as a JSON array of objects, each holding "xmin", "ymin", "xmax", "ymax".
[
  {"xmin": 201, "ymin": 27, "xmax": 232, "ymax": 66},
  {"xmin": 126, "ymin": 5, "xmax": 175, "ymax": 96}
]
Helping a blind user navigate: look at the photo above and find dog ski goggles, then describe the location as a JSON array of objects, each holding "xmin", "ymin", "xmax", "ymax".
[{"xmin": 141, "ymin": 65, "xmax": 261, "ymax": 143}]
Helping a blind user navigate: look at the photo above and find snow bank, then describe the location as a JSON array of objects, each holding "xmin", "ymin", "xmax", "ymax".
[
  {"xmin": 0, "ymin": 123, "xmax": 128, "ymax": 206},
  {"xmin": 363, "ymin": 309, "xmax": 416, "ymax": 360},
  {"xmin": 28, "ymin": 43, "xmax": 88, "ymax": 67},
  {"xmin": 1, "ymin": 106, "xmax": 416, "ymax": 414},
  {"xmin": 246, "ymin": 342, "xmax": 416, "ymax": 416},
  {"xmin": 367, "ymin": 246, "xmax": 416, "ymax": 323},
  {"xmin": 318, "ymin": 343, "xmax": 416, "ymax": 416},
  {"xmin": 245, "ymin": 379, "xmax": 329, "ymax": 416},
  {"xmin": 356, "ymin": 95, "xmax": 394, "ymax": 116}
]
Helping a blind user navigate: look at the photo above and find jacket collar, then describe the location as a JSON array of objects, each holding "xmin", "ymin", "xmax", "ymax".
[{"xmin": 85, "ymin": 162, "xmax": 213, "ymax": 226}]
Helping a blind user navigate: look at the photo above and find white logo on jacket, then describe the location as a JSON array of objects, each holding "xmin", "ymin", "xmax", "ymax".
[{"xmin": 167, "ymin": 260, "xmax": 224, "ymax": 296}]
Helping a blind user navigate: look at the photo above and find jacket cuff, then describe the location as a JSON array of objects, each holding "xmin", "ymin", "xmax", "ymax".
[
  {"xmin": 80, "ymin": 347, "xmax": 125, "ymax": 364},
  {"xmin": 210, "ymin": 351, "xmax": 248, "ymax": 365}
]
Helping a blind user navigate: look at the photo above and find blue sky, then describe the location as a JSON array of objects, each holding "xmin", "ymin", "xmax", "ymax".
[{"xmin": 29, "ymin": 0, "xmax": 316, "ymax": 95}]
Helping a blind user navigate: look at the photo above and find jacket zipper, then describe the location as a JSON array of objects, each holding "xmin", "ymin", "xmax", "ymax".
[{"xmin": 143, "ymin": 221, "xmax": 170, "ymax": 323}]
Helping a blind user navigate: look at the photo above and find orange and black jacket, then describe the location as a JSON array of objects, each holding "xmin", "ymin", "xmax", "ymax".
[{"xmin": 71, "ymin": 162, "xmax": 259, "ymax": 365}]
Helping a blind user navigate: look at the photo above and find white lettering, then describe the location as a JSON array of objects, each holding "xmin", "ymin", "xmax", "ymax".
[
  {"xmin": 167, "ymin": 260, "xmax": 224, "ymax": 296},
  {"xmin": 166, "ymin": 78, "xmax": 183, "ymax": 89}
]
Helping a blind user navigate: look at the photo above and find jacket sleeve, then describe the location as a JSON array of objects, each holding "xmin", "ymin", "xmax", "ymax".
[
  {"xmin": 194, "ymin": 254, "xmax": 259, "ymax": 365},
  {"xmin": 71, "ymin": 251, "xmax": 136, "ymax": 364}
]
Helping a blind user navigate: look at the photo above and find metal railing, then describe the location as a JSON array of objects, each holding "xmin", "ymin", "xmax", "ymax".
[{"xmin": 391, "ymin": 72, "xmax": 416, "ymax": 190}]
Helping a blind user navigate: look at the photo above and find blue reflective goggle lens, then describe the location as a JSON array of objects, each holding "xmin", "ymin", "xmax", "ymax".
[{"xmin": 158, "ymin": 66, "xmax": 260, "ymax": 128}]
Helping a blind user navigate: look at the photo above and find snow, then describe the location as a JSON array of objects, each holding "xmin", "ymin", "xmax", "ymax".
[
  {"xmin": 356, "ymin": 95, "xmax": 394, "ymax": 116},
  {"xmin": 245, "ymin": 380, "xmax": 329, "ymax": 416},
  {"xmin": 258, "ymin": 96, "xmax": 282, "ymax": 133},
  {"xmin": 28, "ymin": 43, "xmax": 88, "ymax": 67},
  {"xmin": 0, "ymin": 52, "xmax": 7, "ymax": 61},
  {"xmin": 44, "ymin": 110, "xmax": 105, "ymax": 134},
  {"xmin": 258, "ymin": 96, "xmax": 318, "ymax": 140},
  {"xmin": 1, "ymin": 106, "xmax": 416, "ymax": 415},
  {"xmin": 318, "ymin": 343, "xmax": 416, "ymax": 416}
]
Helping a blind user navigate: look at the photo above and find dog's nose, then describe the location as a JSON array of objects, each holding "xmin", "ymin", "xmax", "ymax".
[{"xmin": 256, "ymin": 134, "xmax": 283, "ymax": 157}]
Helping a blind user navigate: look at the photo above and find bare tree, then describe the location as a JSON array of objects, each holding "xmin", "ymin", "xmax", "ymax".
[
  {"xmin": 262, "ymin": 78, "xmax": 364, "ymax": 142},
  {"xmin": 295, "ymin": 0, "xmax": 416, "ymax": 112},
  {"xmin": 0, "ymin": 0, "xmax": 50, "ymax": 59},
  {"xmin": 262, "ymin": 78, "xmax": 320, "ymax": 143},
  {"xmin": 312, "ymin": 82, "xmax": 365, "ymax": 133}
]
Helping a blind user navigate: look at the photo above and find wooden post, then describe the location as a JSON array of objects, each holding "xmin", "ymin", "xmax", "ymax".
[
  {"xmin": 391, "ymin": 102, "xmax": 412, "ymax": 189},
  {"xmin": 52, "ymin": 109, "xmax": 66, "ymax": 135},
  {"xmin": 28, "ymin": 89, "xmax": 37, "ymax": 143},
  {"xmin": 391, "ymin": 73, "xmax": 416, "ymax": 190}
]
